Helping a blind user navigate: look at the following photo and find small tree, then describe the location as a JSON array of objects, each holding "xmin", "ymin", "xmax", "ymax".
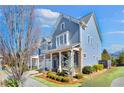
[
  {"xmin": 0, "ymin": 6, "xmax": 41, "ymax": 86},
  {"xmin": 118, "ymin": 52, "xmax": 124, "ymax": 65},
  {"xmin": 102, "ymin": 49, "xmax": 111, "ymax": 61}
]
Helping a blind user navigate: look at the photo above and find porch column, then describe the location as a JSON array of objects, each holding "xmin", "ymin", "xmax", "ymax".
[
  {"xmin": 70, "ymin": 49, "xmax": 75, "ymax": 76},
  {"xmin": 43, "ymin": 54, "xmax": 46, "ymax": 70},
  {"xmin": 59, "ymin": 52, "xmax": 62, "ymax": 72},
  {"xmin": 37, "ymin": 56, "xmax": 40, "ymax": 69},
  {"xmin": 30, "ymin": 57, "xmax": 32, "ymax": 70},
  {"xmin": 79, "ymin": 48, "xmax": 83, "ymax": 73},
  {"xmin": 50, "ymin": 53, "xmax": 52, "ymax": 70}
]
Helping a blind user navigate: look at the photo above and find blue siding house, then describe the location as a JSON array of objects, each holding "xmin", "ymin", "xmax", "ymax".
[{"xmin": 30, "ymin": 13, "xmax": 102, "ymax": 75}]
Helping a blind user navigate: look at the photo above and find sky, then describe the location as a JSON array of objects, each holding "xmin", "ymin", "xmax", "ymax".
[{"xmin": 1, "ymin": 5, "xmax": 124, "ymax": 53}]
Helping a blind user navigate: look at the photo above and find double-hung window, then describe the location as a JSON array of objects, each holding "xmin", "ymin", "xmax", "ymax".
[{"xmin": 56, "ymin": 31, "xmax": 69, "ymax": 47}]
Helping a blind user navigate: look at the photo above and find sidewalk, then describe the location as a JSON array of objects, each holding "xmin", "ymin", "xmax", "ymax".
[
  {"xmin": 22, "ymin": 76, "xmax": 48, "ymax": 87},
  {"xmin": 0, "ymin": 70, "xmax": 8, "ymax": 86}
]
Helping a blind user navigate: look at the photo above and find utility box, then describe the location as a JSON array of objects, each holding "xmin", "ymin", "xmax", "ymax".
[{"xmin": 99, "ymin": 60, "xmax": 111, "ymax": 69}]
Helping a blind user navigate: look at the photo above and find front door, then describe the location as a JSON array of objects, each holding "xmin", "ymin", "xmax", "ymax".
[{"xmin": 52, "ymin": 56, "xmax": 59, "ymax": 72}]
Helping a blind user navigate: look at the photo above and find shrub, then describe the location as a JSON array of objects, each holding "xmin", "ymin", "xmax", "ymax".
[
  {"xmin": 93, "ymin": 64, "xmax": 104, "ymax": 71},
  {"xmin": 47, "ymin": 71, "xmax": 52, "ymax": 75},
  {"xmin": 56, "ymin": 76, "xmax": 63, "ymax": 81},
  {"xmin": 37, "ymin": 68, "xmax": 44, "ymax": 73},
  {"xmin": 4, "ymin": 78, "xmax": 19, "ymax": 87},
  {"xmin": 82, "ymin": 66, "xmax": 93, "ymax": 74},
  {"xmin": 93, "ymin": 65, "xmax": 98, "ymax": 71},
  {"xmin": 32, "ymin": 66, "xmax": 37, "ymax": 70},
  {"xmin": 74, "ymin": 73, "xmax": 83, "ymax": 79},
  {"xmin": 57, "ymin": 70, "xmax": 69, "ymax": 76},
  {"xmin": 98, "ymin": 64, "xmax": 104, "ymax": 70},
  {"xmin": 47, "ymin": 72, "xmax": 58, "ymax": 80},
  {"xmin": 92, "ymin": 66, "xmax": 97, "ymax": 72},
  {"xmin": 62, "ymin": 77, "xmax": 70, "ymax": 82}
]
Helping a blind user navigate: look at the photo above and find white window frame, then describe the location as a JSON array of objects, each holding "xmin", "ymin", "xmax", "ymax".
[
  {"xmin": 83, "ymin": 53, "xmax": 87, "ymax": 59},
  {"xmin": 56, "ymin": 31, "xmax": 69, "ymax": 48},
  {"xmin": 61, "ymin": 22, "xmax": 65, "ymax": 31},
  {"xmin": 88, "ymin": 35, "xmax": 90, "ymax": 44}
]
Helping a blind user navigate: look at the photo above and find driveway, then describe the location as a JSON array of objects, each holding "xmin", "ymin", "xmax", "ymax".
[{"xmin": 111, "ymin": 77, "xmax": 124, "ymax": 87}]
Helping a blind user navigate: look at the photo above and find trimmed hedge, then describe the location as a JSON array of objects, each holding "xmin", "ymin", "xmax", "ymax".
[
  {"xmin": 82, "ymin": 66, "xmax": 93, "ymax": 74},
  {"xmin": 74, "ymin": 73, "xmax": 83, "ymax": 79},
  {"xmin": 57, "ymin": 71, "xmax": 68, "ymax": 76},
  {"xmin": 93, "ymin": 64, "xmax": 104, "ymax": 71},
  {"xmin": 82, "ymin": 64, "xmax": 104, "ymax": 74},
  {"xmin": 92, "ymin": 66, "xmax": 97, "ymax": 72},
  {"xmin": 47, "ymin": 72, "xmax": 70, "ymax": 82}
]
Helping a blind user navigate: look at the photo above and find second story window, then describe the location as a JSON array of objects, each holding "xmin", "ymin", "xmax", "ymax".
[
  {"xmin": 56, "ymin": 31, "xmax": 69, "ymax": 48},
  {"xmin": 61, "ymin": 22, "xmax": 65, "ymax": 30},
  {"xmin": 88, "ymin": 35, "xmax": 90, "ymax": 44},
  {"xmin": 64, "ymin": 34, "xmax": 67, "ymax": 44},
  {"xmin": 60, "ymin": 35, "xmax": 63, "ymax": 45}
]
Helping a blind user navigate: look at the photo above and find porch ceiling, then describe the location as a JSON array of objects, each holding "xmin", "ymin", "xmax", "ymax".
[{"xmin": 43, "ymin": 43, "xmax": 80, "ymax": 54}]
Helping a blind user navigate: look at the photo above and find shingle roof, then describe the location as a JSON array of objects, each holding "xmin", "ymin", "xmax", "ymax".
[
  {"xmin": 80, "ymin": 13, "xmax": 93, "ymax": 24},
  {"xmin": 80, "ymin": 13, "xmax": 102, "ymax": 41}
]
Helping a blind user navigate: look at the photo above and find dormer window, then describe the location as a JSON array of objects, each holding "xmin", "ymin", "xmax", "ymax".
[{"xmin": 61, "ymin": 22, "xmax": 65, "ymax": 30}]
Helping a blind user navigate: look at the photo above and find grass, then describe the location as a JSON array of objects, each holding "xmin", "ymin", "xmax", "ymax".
[
  {"xmin": 32, "ymin": 67, "xmax": 124, "ymax": 87},
  {"xmin": 80, "ymin": 67, "xmax": 124, "ymax": 87}
]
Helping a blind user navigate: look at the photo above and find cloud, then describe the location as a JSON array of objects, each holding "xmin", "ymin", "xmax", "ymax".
[
  {"xmin": 107, "ymin": 31, "xmax": 124, "ymax": 35},
  {"xmin": 109, "ymin": 44, "xmax": 124, "ymax": 53},
  {"xmin": 34, "ymin": 9, "xmax": 60, "ymax": 27},
  {"xmin": 120, "ymin": 20, "xmax": 124, "ymax": 23},
  {"xmin": 122, "ymin": 10, "xmax": 124, "ymax": 13},
  {"xmin": 0, "ymin": 9, "xmax": 2, "ymax": 17}
]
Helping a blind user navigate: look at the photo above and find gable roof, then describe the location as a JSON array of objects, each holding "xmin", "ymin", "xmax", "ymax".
[
  {"xmin": 52, "ymin": 12, "xmax": 102, "ymax": 42},
  {"xmin": 52, "ymin": 13, "xmax": 86, "ymax": 37},
  {"xmin": 80, "ymin": 13, "xmax": 93, "ymax": 24},
  {"xmin": 80, "ymin": 13, "xmax": 102, "ymax": 42}
]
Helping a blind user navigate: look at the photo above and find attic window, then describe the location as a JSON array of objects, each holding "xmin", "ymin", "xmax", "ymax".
[{"xmin": 61, "ymin": 22, "xmax": 65, "ymax": 30}]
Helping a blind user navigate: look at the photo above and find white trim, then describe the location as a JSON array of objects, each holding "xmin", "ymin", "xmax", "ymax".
[
  {"xmin": 56, "ymin": 31, "xmax": 69, "ymax": 48},
  {"xmin": 83, "ymin": 53, "xmax": 87, "ymax": 59},
  {"xmin": 60, "ymin": 22, "xmax": 65, "ymax": 31},
  {"xmin": 59, "ymin": 52, "xmax": 62, "ymax": 72}
]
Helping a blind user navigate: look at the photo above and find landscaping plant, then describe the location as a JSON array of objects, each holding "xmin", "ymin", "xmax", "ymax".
[
  {"xmin": 93, "ymin": 64, "xmax": 104, "ymax": 71},
  {"xmin": 4, "ymin": 78, "xmax": 19, "ymax": 87},
  {"xmin": 74, "ymin": 73, "xmax": 83, "ymax": 79},
  {"xmin": 82, "ymin": 66, "xmax": 93, "ymax": 74}
]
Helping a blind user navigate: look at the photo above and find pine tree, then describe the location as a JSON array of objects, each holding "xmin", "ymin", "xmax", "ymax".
[{"xmin": 102, "ymin": 49, "xmax": 111, "ymax": 61}]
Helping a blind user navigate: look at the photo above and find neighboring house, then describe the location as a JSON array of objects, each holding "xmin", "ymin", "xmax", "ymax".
[{"xmin": 30, "ymin": 13, "xmax": 102, "ymax": 75}]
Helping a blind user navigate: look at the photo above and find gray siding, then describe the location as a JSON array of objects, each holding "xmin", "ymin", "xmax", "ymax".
[
  {"xmin": 80, "ymin": 16, "xmax": 101, "ymax": 66},
  {"xmin": 52, "ymin": 17, "xmax": 80, "ymax": 49}
]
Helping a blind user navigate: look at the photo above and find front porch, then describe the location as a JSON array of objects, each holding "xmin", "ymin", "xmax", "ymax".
[{"xmin": 30, "ymin": 44, "xmax": 83, "ymax": 75}]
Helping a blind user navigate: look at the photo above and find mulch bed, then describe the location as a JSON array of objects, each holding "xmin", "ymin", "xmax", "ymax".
[
  {"xmin": 33, "ymin": 69, "xmax": 107, "ymax": 85},
  {"xmin": 35, "ymin": 75, "xmax": 84, "ymax": 85},
  {"xmin": 90, "ymin": 69, "xmax": 107, "ymax": 77}
]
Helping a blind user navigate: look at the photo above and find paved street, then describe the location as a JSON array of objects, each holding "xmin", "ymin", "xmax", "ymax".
[{"xmin": 111, "ymin": 77, "xmax": 124, "ymax": 87}]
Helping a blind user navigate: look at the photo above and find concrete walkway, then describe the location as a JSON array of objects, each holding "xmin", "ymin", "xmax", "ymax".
[
  {"xmin": 111, "ymin": 77, "xmax": 124, "ymax": 87},
  {"xmin": 23, "ymin": 77, "xmax": 48, "ymax": 87},
  {"xmin": 0, "ymin": 70, "xmax": 8, "ymax": 86}
]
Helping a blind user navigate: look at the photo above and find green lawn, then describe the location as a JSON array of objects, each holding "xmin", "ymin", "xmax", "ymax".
[
  {"xmin": 80, "ymin": 67, "xmax": 124, "ymax": 87},
  {"xmin": 32, "ymin": 67, "xmax": 124, "ymax": 87}
]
